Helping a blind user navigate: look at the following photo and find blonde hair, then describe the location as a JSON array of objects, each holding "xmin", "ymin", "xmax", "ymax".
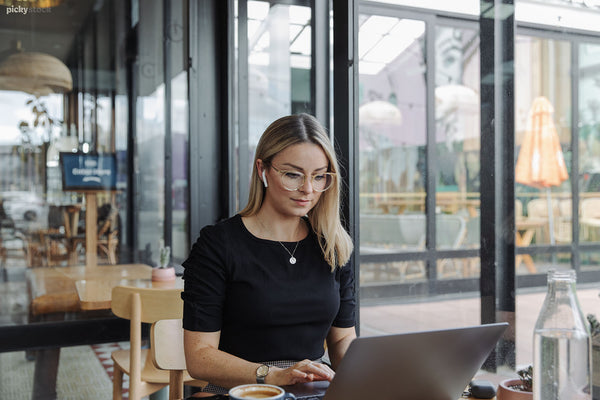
[{"xmin": 239, "ymin": 113, "xmax": 353, "ymax": 270}]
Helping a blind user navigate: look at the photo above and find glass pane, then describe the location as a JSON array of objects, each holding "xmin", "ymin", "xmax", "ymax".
[
  {"xmin": 247, "ymin": 1, "xmax": 311, "ymax": 138},
  {"xmin": 581, "ymin": 251, "xmax": 600, "ymax": 272},
  {"xmin": 579, "ymin": 43, "xmax": 600, "ymax": 244},
  {"xmin": 358, "ymin": 13, "xmax": 427, "ymax": 288},
  {"xmin": 361, "ymin": 291, "xmax": 480, "ymax": 336},
  {"xmin": 236, "ymin": 1, "xmax": 314, "ymax": 209},
  {"xmin": 171, "ymin": 71, "xmax": 189, "ymax": 262},
  {"xmin": 515, "ymin": 35, "xmax": 572, "ymax": 251},
  {"xmin": 360, "ymin": 260, "xmax": 426, "ymax": 285},
  {"xmin": 169, "ymin": 0, "xmax": 190, "ymax": 262},
  {"xmin": 434, "ymin": 25, "xmax": 480, "ymax": 257}
]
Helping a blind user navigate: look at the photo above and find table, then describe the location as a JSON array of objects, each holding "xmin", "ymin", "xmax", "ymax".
[
  {"xmin": 373, "ymin": 192, "xmax": 481, "ymax": 217},
  {"xmin": 75, "ymin": 272, "xmax": 183, "ymax": 310},
  {"xmin": 25, "ymin": 263, "xmax": 161, "ymax": 400},
  {"xmin": 515, "ymin": 218, "xmax": 546, "ymax": 273}
]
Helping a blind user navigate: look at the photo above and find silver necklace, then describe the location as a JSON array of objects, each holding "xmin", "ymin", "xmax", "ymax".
[{"xmin": 257, "ymin": 216, "xmax": 300, "ymax": 264}]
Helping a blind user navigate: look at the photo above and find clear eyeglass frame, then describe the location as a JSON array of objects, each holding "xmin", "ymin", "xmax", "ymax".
[{"xmin": 270, "ymin": 165, "xmax": 336, "ymax": 192}]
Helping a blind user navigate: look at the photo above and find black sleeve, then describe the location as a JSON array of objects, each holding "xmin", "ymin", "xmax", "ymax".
[
  {"xmin": 332, "ymin": 263, "xmax": 356, "ymax": 328},
  {"xmin": 181, "ymin": 224, "xmax": 229, "ymax": 332}
]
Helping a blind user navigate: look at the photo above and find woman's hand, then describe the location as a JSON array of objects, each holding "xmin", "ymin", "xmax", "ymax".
[{"xmin": 266, "ymin": 360, "xmax": 335, "ymax": 386}]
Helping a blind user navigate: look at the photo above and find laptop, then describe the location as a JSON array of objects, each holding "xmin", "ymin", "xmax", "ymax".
[{"xmin": 284, "ymin": 322, "xmax": 508, "ymax": 400}]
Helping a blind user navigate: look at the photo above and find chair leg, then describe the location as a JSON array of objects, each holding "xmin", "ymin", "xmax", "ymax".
[
  {"xmin": 169, "ymin": 371, "xmax": 184, "ymax": 400},
  {"xmin": 112, "ymin": 365, "xmax": 124, "ymax": 400}
]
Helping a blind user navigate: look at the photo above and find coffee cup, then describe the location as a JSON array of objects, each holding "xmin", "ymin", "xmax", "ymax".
[{"xmin": 229, "ymin": 384, "xmax": 296, "ymax": 400}]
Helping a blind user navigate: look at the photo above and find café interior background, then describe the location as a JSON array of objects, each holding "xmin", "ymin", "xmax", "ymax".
[{"xmin": 1, "ymin": 0, "xmax": 600, "ymax": 370}]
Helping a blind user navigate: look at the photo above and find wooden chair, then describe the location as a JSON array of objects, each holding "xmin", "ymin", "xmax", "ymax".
[
  {"xmin": 526, "ymin": 198, "xmax": 559, "ymax": 243},
  {"xmin": 110, "ymin": 286, "xmax": 204, "ymax": 400},
  {"xmin": 151, "ymin": 319, "xmax": 190, "ymax": 400},
  {"xmin": 436, "ymin": 214, "xmax": 467, "ymax": 279},
  {"xmin": 97, "ymin": 210, "xmax": 119, "ymax": 264},
  {"xmin": 581, "ymin": 198, "xmax": 600, "ymax": 240},
  {"xmin": 73, "ymin": 203, "xmax": 120, "ymax": 264}
]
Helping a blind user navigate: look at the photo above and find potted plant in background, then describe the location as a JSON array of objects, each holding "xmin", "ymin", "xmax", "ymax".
[
  {"xmin": 497, "ymin": 365, "xmax": 533, "ymax": 400},
  {"xmin": 587, "ymin": 314, "xmax": 600, "ymax": 399},
  {"xmin": 151, "ymin": 244, "xmax": 175, "ymax": 282}
]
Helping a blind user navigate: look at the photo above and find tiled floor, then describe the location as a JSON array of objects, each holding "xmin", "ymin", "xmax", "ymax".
[{"xmin": 0, "ymin": 345, "xmax": 113, "ymax": 400}]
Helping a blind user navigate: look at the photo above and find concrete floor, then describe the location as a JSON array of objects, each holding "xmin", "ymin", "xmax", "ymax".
[{"xmin": 360, "ymin": 284, "xmax": 600, "ymax": 369}]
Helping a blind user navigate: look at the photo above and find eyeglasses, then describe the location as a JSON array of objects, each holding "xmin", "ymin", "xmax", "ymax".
[{"xmin": 270, "ymin": 165, "xmax": 336, "ymax": 192}]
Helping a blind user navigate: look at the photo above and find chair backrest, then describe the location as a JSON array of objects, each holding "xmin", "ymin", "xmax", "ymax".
[
  {"xmin": 360, "ymin": 214, "xmax": 426, "ymax": 251},
  {"xmin": 397, "ymin": 214, "xmax": 426, "ymax": 248},
  {"xmin": 151, "ymin": 319, "xmax": 186, "ymax": 400},
  {"xmin": 527, "ymin": 198, "xmax": 559, "ymax": 219},
  {"xmin": 464, "ymin": 215, "xmax": 480, "ymax": 248},
  {"xmin": 515, "ymin": 199, "xmax": 523, "ymax": 220},
  {"xmin": 436, "ymin": 214, "xmax": 467, "ymax": 249},
  {"xmin": 152, "ymin": 319, "xmax": 187, "ymax": 371},
  {"xmin": 582, "ymin": 198, "xmax": 600, "ymax": 219},
  {"xmin": 559, "ymin": 199, "xmax": 572, "ymax": 218},
  {"xmin": 360, "ymin": 214, "xmax": 403, "ymax": 249},
  {"xmin": 98, "ymin": 204, "xmax": 119, "ymax": 236},
  {"xmin": 111, "ymin": 286, "xmax": 184, "ymax": 400},
  {"xmin": 111, "ymin": 286, "xmax": 183, "ymax": 323}
]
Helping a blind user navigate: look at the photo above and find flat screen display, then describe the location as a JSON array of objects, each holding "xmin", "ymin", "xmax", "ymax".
[{"xmin": 60, "ymin": 152, "xmax": 117, "ymax": 191}]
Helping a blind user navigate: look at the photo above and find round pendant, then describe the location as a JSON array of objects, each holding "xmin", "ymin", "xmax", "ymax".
[{"xmin": 289, "ymin": 257, "xmax": 297, "ymax": 264}]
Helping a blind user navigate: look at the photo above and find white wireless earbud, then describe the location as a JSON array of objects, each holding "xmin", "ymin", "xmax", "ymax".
[{"xmin": 262, "ymin": 170, "xmax": 268, "ymax": 188}]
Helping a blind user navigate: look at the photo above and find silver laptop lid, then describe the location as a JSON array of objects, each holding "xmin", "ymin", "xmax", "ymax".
[{"xmin": 322, "ymin": 322, "xmax": 508, "ymax": 400}]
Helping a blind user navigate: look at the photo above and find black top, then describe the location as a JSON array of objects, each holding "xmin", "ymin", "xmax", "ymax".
[{"xmin": 181, "ymin": 214, "xmax": 356, "ymax": 362}]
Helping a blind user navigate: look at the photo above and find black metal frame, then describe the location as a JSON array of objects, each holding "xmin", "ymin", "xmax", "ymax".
[
  {"xmin": 332, "ymin": 0, "xmax": 360, "ymax": 330},
  {"xmin": 479, "ymin": 0, "xmax": 516, "ymax": 370},
  {"xmin": 0, "ymin": 317, "xmax": 131, "ymax": 353}
]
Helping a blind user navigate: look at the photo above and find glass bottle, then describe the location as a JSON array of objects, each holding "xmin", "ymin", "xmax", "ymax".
[{"xmin": 533, "ymin": 269, "xmax": 592, "ymax": 400}]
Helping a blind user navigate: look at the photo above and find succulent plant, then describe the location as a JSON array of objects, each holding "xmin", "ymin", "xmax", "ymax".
[{"xmin": 158, "ymin": 245, "xmax": 171, "ymax": 269}]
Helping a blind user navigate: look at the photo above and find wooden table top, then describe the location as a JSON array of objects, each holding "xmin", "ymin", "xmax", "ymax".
[
  {"xmin": 72, "ymin": 265, "xmax": 183, "ymax": 310},
  {"xmin": 29, "ymin": 264, "xmax": 184, "ymax": 311},
  {"xmin": 516, "ymin": 217, "xmax": 547, "ymax": 230}
]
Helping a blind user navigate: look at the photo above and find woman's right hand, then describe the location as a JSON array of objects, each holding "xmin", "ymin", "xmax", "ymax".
[{"xmin": 266, "ymin": 360, "xmax": 335, "ymax": 386}]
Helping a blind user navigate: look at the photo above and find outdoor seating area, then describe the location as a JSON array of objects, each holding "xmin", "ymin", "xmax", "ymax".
[
  {"xmin": 359, "ymin": 193, "xmax": 600, "ymax": 284},
  {"xmin": 1, "ymin": 201, "xmax": 121, "ymax": 269}
]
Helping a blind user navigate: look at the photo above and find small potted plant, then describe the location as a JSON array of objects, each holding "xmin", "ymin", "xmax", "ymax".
[
  {"xmin": 151, "ymin": 244, "xmax": 175, "ymax": 281},
  {"xmin": 587, "ymin": 314, "xmax": 600, "ymax": 394},
  {"xmin": 497, "ymin": 365, "xmax": 533, "ymax": 400}
]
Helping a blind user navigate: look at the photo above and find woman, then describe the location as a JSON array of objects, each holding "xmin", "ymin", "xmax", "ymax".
[{"xmin": 182, "ymin": 113, "xmax": 356, "ymax": 395}]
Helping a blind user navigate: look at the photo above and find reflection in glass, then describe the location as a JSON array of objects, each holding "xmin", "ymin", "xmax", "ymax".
[
  {"xmin": 358, "ymin": 14, "xmax": 426, "ymax": 223},
  {"xmin": 434, "ymin": 25, "xmax": 480, "ymax": 256},
  {"xmin": 360, "ymin": 261, "xmax": 426, "ymax": 285},
  {"xmin": 137, "ymin": 85, "xmax": 166, "ymax": 257},
  {"xmin": 247, "ymin": 0, "xmax": 312, "ymax": 146},
  {"xmin": 515, "ymin": 35, "xmax": 572, "ymax": 247},
  {"xmin": 171, "ymin": 71, "xmax": 189, "ymax": 260},
  {"xmin": 235, "ymin": 1, "xmax": 314, "ymax": 210}
]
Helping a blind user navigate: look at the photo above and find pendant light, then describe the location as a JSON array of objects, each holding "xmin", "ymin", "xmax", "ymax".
[{"xmin": 0, "ymin": 41, "xmax": 72, "ymax": 96}]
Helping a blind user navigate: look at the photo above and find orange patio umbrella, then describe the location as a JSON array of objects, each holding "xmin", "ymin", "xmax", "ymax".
[{"xmin": 515, "ymin": 96, "xmax": 568, "ymax": 244}]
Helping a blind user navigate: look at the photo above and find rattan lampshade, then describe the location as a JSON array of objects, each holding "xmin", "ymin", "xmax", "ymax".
[{"xmin": 0, "ymin": 50, "xmax": 72, "ymax": 96}]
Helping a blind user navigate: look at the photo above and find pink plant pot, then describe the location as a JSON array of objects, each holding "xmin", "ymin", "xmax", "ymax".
[
  {"xmin": 151, "ymin": 267, "xmax": 176, "ymax": 282},
  {"xmin": 497, "ymin": 379, "xmax": 533, "ymax": 400}
]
